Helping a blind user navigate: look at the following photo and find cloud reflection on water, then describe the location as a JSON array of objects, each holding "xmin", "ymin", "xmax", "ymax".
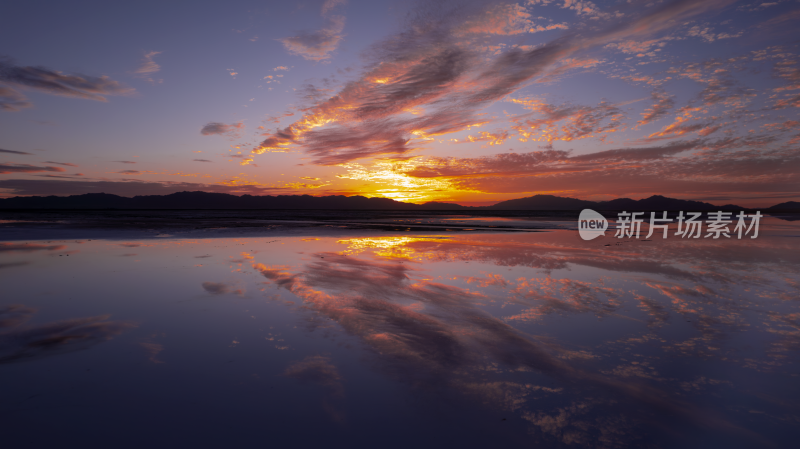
[
  {"xmin": 248, "ymin": 230, "xmax": 799, "ymax": 446},
  {"xmin": 0, "ymin": 243, "xmax": 66, "ymax": 253},
  {"xmin": 285, "ymin": 355, "xmax": 346, "ymax": 423},
  {"xmin": 201, "ymin": 281, "xmax": 244, "ymax": 296},
  {"xmin": 2, "ymin": 226, "xmax": 797, "ymax": 447},
  {"xmin": 0, "ymin": 305, "xmax": 134, "ymax": 364}
]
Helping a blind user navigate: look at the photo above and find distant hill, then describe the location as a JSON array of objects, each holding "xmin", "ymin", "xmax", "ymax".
[
  {"xmin": 597, "ymin": 195, "xmax": 744, "ymax": 211},
  {"xmin": 0, "ymin": 191, "xmax": 782, "ymax": 211},
  {"xmin": 766, "ymin": 201, "xmax": 800, "ymax": 211},
  {"xmin": 0, "ymin": 191, "xmax": 425, "ymax": 210},
  {"xmin": 486, "ymin": 194, "xmax": 746, "ymax": 211},
  {"xmin": 416, "ymin": 201, "xmax": 470, "ymax": 210},
  {"xmin": 486, "ymin": 195, "xmax": 595, "ymax": 210}
]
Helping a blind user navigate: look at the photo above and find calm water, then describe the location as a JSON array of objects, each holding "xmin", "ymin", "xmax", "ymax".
[{"xmin": 2, "ymin": 218, "xmax": 800, "ymax": 448}]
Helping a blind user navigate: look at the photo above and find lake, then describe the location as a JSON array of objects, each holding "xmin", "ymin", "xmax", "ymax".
[{"xmin": 1, "ymin": 213, "xmax": 799, "ymax": 448}]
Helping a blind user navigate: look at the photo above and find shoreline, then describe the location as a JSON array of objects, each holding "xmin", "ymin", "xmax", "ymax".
[{"xmin": 0, "ymin": 210, "xmax": 577, "ymax": 241}]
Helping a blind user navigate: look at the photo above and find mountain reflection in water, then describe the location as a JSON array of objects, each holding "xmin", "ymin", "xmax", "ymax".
[{"xmin": 1, "ymin": 220, "xmax": 799, "ymax": 448}]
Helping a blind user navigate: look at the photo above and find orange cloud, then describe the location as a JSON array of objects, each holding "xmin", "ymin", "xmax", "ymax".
[
  {"xmin": 358, "ymin": 134, "xmax": 800, "ymax": 202},
  {"xmin": 638, "ymin": 91, "xmax": 675, "ymax": 127},
  {"xmin": 250, "ymin": 0, "xmax": 736, "ymax": 167},
  {"xmin": 457, "ymin": 130, "xmax": 509, "ymax": 145},
  {"xmin": 509, "ymin": 98, "xmax": 625, "ymax": 143},
  {"xmin": 455, "ymin": 3, "xmax": 567, "ymax": 36}
]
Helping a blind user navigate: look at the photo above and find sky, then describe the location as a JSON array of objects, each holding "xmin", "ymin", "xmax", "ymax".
[{"xmin": 0, "ymin": 0, "xmax": 798, "ymax": 206}]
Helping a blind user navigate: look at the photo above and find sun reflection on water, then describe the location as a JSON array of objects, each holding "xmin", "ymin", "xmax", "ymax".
[{"xmin": 336, "ymin": 235, "xmax": 451, "ymax": 259}]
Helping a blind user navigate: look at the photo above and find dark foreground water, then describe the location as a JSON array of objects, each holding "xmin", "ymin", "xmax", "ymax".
[{"xmin": 1, "ymin": 215, "xmax": 800, "ymax": 448}]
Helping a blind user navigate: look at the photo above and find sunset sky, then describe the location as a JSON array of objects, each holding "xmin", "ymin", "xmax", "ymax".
[{"xmin": 1, "ymin": 0, "xmax": 798, "ymax": 206}]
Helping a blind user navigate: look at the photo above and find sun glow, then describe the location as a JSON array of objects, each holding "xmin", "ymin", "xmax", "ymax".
[{"xmin": 338, "ymin": 159, "xmax": 456, "ymax": 203}]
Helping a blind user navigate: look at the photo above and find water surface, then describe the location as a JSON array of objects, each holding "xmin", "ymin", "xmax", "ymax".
[{"xmin": 2, "ymin": 218, "xmax": 799, "ymax": 448}]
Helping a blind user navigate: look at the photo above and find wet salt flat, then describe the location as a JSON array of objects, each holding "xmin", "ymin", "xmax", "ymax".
[{"xmin": 2, "ymin": 217, "xmax": 800, "ymax": 448}]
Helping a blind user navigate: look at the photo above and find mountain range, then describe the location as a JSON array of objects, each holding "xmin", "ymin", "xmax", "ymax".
[
  {"xmin": 0, "ymin": 192, "xmax": 800, "ymax": 211},
  {"xmin": 0, "ymin": 192, "xmax": 797, "ymax": 211}
]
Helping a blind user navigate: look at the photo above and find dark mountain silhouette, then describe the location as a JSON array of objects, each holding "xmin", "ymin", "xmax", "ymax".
[
  {"xmin": 486, "ymin": 194, "xmax": 746, "ymax": 211},
  {"xmin": 485, "ymin": 195, "xmax": 595, "ymax": 210},
  {"xmin": 0, "ymin": 191, "xmax": 781, "ymax": 211},
  {"xmin": 766, "ymin": 201, "xmax": 800, "ymax": 211},
  {"xmin": 0, "ymin": 191, "xmax": 424, "ymax": 210},
  {"xmin": 599, "ymin": 195, "xmax": 745, "ymax": 211},
  {"xmin": 416, "ymin": 201, "xmax": 470, "ymax": 210}
]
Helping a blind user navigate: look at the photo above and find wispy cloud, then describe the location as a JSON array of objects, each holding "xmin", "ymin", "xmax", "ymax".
[
  {"xmin": 0, "ymin": 85, "xmax": 32, "ymax": 111},
  {"xmin": 255, "ymin": 0, "xmax": 737, "ymax": 166},
  {"xmin": 43, "ymin": 161, "xmax": 78, "ymax": 167},
  {"xmin": 637, "ymin": 90, "xmax": 675, "ymax": 127},
  {"xmin": 386, "ymin": 135, "xmax": 800, "ymax": 201},
  {"xmin": 280, "ymin": 0, "xmax": 347, "ymax": 62},
  {"xmin": 134, "ymin": 51, "xmax": 162, "ymax": 83},
  {"xmin": 455, "ymin": 2, "xmax": 567, "ymax": 36},
  {"xmin": 280, "ymin": 15, "xmax": 346, "ymax": 61},
  {"xmin": 0, "ymin": 148, "xmax": 32, "ymax": 155},
  {"xmin": 0, "ymin": 163, "xmax": 65, "ymax": 174},
  {"xmin": 509, "ymin": 97, "xmax": 626, "ymax": 143},
  {"xmin": 0, "ymin": 57, "xmax": 134, "ymax": 111},
  {"xmin": 135, "ymin": 51, "xmax": 161, "ymax": 75},
  {"xmin": 0, "ymin": 179, "xmax": 331, "ymax": 197},
  {"xmin": 200, "ymin": 121, "xmax": 245, "ymax": 137},
  {"xmin": 321, "ymin": 0, "xmax": 347, "ymax": 16}
]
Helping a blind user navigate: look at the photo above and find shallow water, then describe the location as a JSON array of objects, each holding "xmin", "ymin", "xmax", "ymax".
[{"xmin": 2, "ymin": 218, "xmax": 800, "ymax": 448}]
